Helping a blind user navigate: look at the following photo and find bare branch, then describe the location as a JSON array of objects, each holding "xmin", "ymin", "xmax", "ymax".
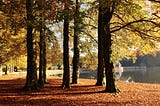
[
  {"xmin": 149, "ymin": 0, "xmax": 160, "ymax": 3},
  {"xmin": 152, "ymin": 13, "xmax": 160, "ymax": 19},
  {"xmin": 113, "ymin": 13, "xmax": 125, "ymax": 22},
  {"xmin": 123, "ymin": 27, "xmax": 160, "ymax": 42},
  {"xmin": 110, "ymin": 19, "xmax": 160, "ymax": 33}
]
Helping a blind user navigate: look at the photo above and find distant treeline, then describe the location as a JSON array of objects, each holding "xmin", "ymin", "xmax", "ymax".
[{"xmin": 121, "ymin": 52, "xmax": 160, "ymax": 67}]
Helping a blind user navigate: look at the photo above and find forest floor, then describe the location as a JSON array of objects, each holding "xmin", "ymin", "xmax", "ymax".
[{"xmin": 0, "ymin": 71, "xmax": 160, "ymax": 106}]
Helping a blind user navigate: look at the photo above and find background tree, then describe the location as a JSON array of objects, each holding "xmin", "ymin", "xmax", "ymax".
[
  {"xmin": 110, "ymin": 0, "xmax": 160, "ymax": 62},
  {"xmin": 0, "ymin": 0, "xmax": 27, "ymax": 66},
  {"xmin": 46, "ymin": 35, "xmax": 63, "ymax": 69},
  {"xmin": 74, "ymin": 0, "xmax": 98, "ymax": 70},
  {"xmin": 37, "ymin": 0, "xmax": 46, "ymax": 86}
]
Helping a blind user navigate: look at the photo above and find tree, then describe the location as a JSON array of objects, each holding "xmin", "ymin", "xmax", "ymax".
[
  {"xmin": 96, "ymin": 2, "xmax": 105, "ymax": 86},
  {"xmin": 46, "ymin": 35, "xmax": 63, "ymax": 68},
  {"xmin": 72, "ymin": 0, "xmax": 80, "ymax": 84},
  {"xmin": 102, "ymin": 0, "xmax": 120, "ymax": 93},
  {"xmin": 61, "ymin": 1, "xmax": 71, "ymax": 88},
  {"xmin": 37, "ymin": 0, "xmax": 47, "ymax": 87},
  {"xmin": 149, "ymin": 0, "xmax": 160, "ymax": 3},
  {"xmin": 23, "ymin": 0, "xmax": 39, "ymax": 90},
  {"xmin": 109, "ymin": 0, "xmax": 160, "ymax": 64},
  {"xmin": 0, "ymin": 0, "xmax": 38, "ymax": 90},
  {"xmin": 95, "ymin": 0, "xmax": 160, "ymax": 92},
  {"xmin": 0, "ymin": 0, "xmax": 27, "ymax": 65}
]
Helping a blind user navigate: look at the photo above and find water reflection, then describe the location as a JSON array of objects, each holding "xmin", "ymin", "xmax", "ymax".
[
  {"xmin": 79, "ymin": 67, "xmax": 160, "ymax": 84},
  {"xmin": 121, "ymin": 67, "xmax": 160, "ymax": 84}
]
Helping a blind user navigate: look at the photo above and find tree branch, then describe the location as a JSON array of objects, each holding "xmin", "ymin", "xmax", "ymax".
[
  {"xmin": 81, "ymin": 31, "xmax": 98, "ymax": 43},
  {"xmin": 149, "ymin": 0, "xmax": 160, "ymax": 3},
  {"xmin": 123, "ymin": 27, "xmax": 160, "ymax": 42},
  {"xmin": 152, "ymin": 13, "xmax": 160, "ymax": 19},
  {"xmin": 110, "ymin": 19, "xmax": 160, "ymax": 33}
]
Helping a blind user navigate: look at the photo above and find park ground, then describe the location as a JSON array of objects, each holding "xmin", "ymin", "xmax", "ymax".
[{"xmin": 0, "ymin": 71, "xmax": 160, "ymax": 106}]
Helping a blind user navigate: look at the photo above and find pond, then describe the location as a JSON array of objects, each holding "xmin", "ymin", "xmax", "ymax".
[
  {"xmin": 120, "ymin": 67, "xmax": 160, "ymax": 84},
  {"xmin": 79, "ymin": 67, "xmax": 160, "ymax": 84}
]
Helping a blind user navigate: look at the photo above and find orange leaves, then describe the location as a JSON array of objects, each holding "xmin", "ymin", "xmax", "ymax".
[{"xmin": 0, "ymin": 74, "xmax": 160, "ymax": 105}]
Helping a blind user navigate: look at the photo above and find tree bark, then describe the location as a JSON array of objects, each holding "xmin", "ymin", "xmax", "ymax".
[
  {"xmin": 24, "ymin": 0, "xmax": 39, "ymax": 91},
  {"xmin": 72, "ymin": 0, "xmax": 80, "ymax": 84},
  {"xmin": 38, "ymin": 0, "xmax": 47, "ymax": 86},
  {"xmin": 38, "ymin": 29, "xmax": 47, "ymax": 85},
  {"xmin": 62, "ymin": 3, "xmax": 70, "ymax": 88},
  {"xmin": 100, "ymin": 1, "xmax": 119, "ymax": 93},
  {"xmin": 96, "ymin": 5, "xmax": 105, "ymax": 86},
  {"xmin": 103, "ymin": 25, "xmax": 117, "ymax": 92}
]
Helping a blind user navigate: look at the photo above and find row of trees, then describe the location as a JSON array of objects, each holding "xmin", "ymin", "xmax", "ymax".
[{"xmin": 0, "ymin": 0, "xmax": 160, "ymax": 92}]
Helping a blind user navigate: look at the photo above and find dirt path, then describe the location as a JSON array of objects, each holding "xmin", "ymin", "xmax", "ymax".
[{"xmin": 0, "ymin": 72, "xmax": 160, "ymax": 106}]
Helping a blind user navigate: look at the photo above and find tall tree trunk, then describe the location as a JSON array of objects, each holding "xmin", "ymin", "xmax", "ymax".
[
  {"xmin": 96, "ymin": 5, "xmax": 105, "ymax": 86},
  {"xmin": 62, "ymin": 3, "xmax": 70, "ymax": 88},
  {"xmin": 38, "ymin": 0, "xmax": 47, "ymax": 86},
  {"xmin": 103, "ymin": 25, "xmax": 117, "ymax": 92},
  {"xmin": 101, "ymin": 1, "xmax": 119, "ymax": 93},
  {"xmin": 72, "ymin": 0, "xmax": 80, "ymax": 84},
  {"xmin": 24, "ymin": 0, "xmax": 39, "ymax": 91},
  {"xmin": 38, "ymin": 28, "xmax": 47, "ymax": 85}
]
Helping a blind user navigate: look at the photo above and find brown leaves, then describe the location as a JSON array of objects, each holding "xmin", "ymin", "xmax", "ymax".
[{"xmin": 0, "ymin": 73, "xmax": 160, "ymax": 105}]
